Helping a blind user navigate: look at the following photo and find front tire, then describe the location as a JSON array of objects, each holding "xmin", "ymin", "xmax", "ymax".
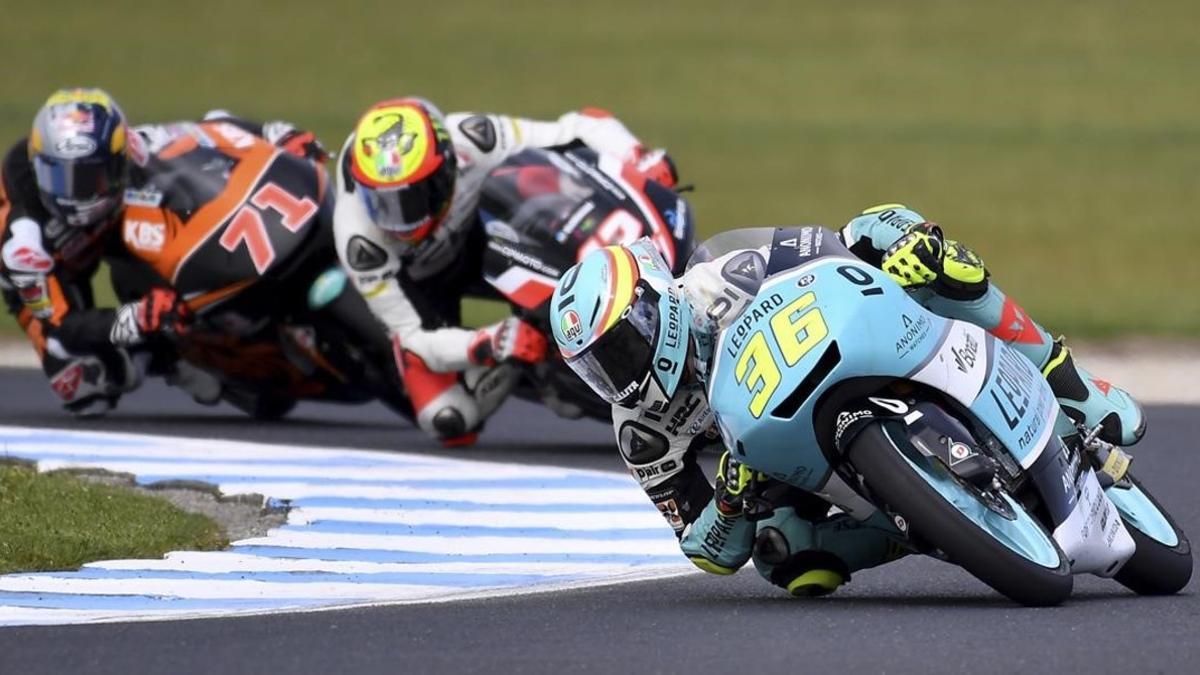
[
  {"xmin": 848, "ymin": 421, "xmax": 1073, "ymax": 606},
  {"xmin": 1108, "ymin": 475, "xmax": 1192, "ymax": 595}
]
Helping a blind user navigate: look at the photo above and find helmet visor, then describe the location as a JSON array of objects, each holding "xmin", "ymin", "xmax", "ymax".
[
  {"xmin": 32, "ymin": 154, "xmax": 121, "ymax": 201},
  {"xmin": 564, "ymin": 284, "xmax": 661, "ymax": 406},
  {"xmin": 361, "ymin": 166, "xmax": 453, "ymax": 241}
]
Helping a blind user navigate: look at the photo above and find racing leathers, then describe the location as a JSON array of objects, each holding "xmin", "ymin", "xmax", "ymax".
[
  {"xmin": 0, "ymin": 111, "xmax": 325, "ymax": 415},
  {"xmin": 617, "ymin": 204, "xmax": 1146, "ymax": 595},
  {"xmin": 333, "ymin": 108, "xmax": 673, "ymax": 444}
]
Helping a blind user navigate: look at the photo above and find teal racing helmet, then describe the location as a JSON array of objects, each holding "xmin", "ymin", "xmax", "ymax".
[{"xmin": 550, "ymin": 238, "xmax": 691, "ymax": 408}]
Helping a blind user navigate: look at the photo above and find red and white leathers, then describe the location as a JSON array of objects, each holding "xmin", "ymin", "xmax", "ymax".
[{"xmin": 333, "ymin": 107, "xmax": 665, "ymax": 443}]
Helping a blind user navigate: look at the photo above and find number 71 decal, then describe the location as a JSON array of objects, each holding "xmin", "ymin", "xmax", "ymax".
[{"xmin": 219, "ymin": 182, "xmax": 318, "ymax": 274}]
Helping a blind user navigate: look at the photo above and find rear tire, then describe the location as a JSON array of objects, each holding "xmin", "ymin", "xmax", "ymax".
[
  {"xmin": 1111, "ymin": 476, "xmax": 1192, "ymax": 595},
  {"xmin": 848, "ymin": 421, "xmax": 1073, "ymax": 607}
]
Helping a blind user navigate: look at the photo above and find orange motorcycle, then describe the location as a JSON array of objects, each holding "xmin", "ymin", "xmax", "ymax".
[{"xmin": 110, "ymin": 121, "xmax": 411, "ymax": 420}]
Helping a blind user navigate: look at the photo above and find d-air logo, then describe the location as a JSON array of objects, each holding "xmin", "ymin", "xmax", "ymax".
[
  {"xmin": 346, "ymin": 235, "xmax": 388, "ymax": 271},
  {"xmin": 458, "ymin": 115, "xmax": 496, "ymax": 152},
  {"xmin": 560, "ymin": 309, "xmax": 583, "ymax": 340},
  {"xmin": 123, "ymin": 220, "xmax": 165, "ymax": 253}
]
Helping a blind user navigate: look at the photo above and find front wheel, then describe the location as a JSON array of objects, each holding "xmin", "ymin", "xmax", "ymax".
[
  {"xmin": 1106, "ymin": 475, "xmax": 1192, "ymax": 595},
  {"xmin": 848, "ymin": 421, "xmax": 1073, "ymax": 606}
]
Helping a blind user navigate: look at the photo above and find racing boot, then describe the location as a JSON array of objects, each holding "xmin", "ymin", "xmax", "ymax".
[
  {"xmin": 874, "ymin": 218, "xmax": 1145, "ymax": 447},
  {"xmin": 752, "ymin": 507, "xmax": 910, "ymax": 597},
  {"xmin": 1042, "ymin": 339, "xmax": 1146, "ymax": 447},
  {"xmin": 753, "ymin": 525, "xmax": 848, "ymax": 596}
]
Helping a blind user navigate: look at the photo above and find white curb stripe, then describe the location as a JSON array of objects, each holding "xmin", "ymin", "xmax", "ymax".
[
  {"xmin": 210, "ymin": 481, "xmax": 649, "ymax": 505},
  {"xmin": 30, "ymin": 458, "xmax": 590, "ymax": 483},
  {"xmin": 234, "ymin": 531, "xmax": 682, "ymax": 556},
  {"xmin": 86, "ymin": 553, "xmax": 662, "ymax": 576},
  {"xmin": 0, "ymin": 425, "xmax": 691, "ymax": 626},
  {"xmin": 287, "ymin": 507, "xmax": 665, "ymax": 530}
]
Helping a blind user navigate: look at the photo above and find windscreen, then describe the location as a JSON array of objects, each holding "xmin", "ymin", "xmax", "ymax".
[{"xmin": 688, "ymin": 225, "xmax": 853, "ymax": 278}]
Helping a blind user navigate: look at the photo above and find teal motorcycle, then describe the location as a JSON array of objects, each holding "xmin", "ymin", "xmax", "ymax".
[{"xmin": 698, "ymin": 227, "xmax": 1191, "ymax": 606}]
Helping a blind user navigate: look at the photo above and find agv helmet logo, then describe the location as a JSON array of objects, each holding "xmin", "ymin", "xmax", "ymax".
[
  {"xmin": 361, "ymin": 115, "xmax": 418, "ymax": 179},
  {"xmin": 561, "ymin": 309, "xmax": 583, "ymax": 340}
]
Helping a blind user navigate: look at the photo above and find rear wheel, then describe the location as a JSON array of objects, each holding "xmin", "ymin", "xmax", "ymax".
[
  {"xmin": 848, "ymin": 421, "xmax": 1073, "ymax": 606},
  {"xmin": 1106, "ymin": 475, "xmax": 1192, "ymax": 595}
]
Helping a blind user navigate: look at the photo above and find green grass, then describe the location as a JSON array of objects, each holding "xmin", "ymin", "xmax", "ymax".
[
  {"xmin": 0, "ymin": 464, "xmax": 226, "ymax": 574},
  {"xmin": 2, "ymin": 0, "xmax": 1198, "ymax": 337}
]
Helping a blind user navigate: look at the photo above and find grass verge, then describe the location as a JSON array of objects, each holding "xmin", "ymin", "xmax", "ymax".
[
  {"xmin": 0, "ymin": 463, "xmax": 227, "ymax": 574},
  {"xmin": 3, "ymin": 1, "xmax": 1199, "ymax": 336}
]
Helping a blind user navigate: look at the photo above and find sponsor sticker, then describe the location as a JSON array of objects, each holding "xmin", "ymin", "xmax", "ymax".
[
  {"xmin": 123, "ymin": 219, "xmax": 165, "ymax": 253},
  {"xmin": 50, "ymin": 363, "xmax": 84, "ymax": 402},
  {"xmin": 560, "ymin": 309, "xmax": 582, "ymax": 340},
  {"xmin": 124, "ymin": 186, "xmax": 163, "ymax": 207},
  {"xmin": 54, "ymin": 135, "xmax": 97, "ymax": 158},
  {"xmin": 948, "ymin": 441, "xmax": 975, "ymax": 466}
]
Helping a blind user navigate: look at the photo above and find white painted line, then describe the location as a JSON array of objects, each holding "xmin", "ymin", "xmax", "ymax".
[
  {"xmin": 212, "ymin": 481, "xmax": 649, "ymax": 505},
  {"xmin": 0, "ymin": 437, "xmax": 554, "ymax": 471},
  {"xmin": 287, "ymin": 507, "xmax": 665, "ymax": 530},
  {"xmin": 235, "ymin": 531, "xmax": 682, "ymax": 556},
  {"xmin": 0, "ymin": 566, "xmax": 700, "ymax": 626},
  {"xmin": 31, "ymin": 458, "xmax": 598, "ymax": 483},
  {"xmin": 0, "ymin": 576, "xmax": 464, "ymax": 600},
  {"xmin": 87, "ymin": 552, "xmax": 671, "ymax": 577}
]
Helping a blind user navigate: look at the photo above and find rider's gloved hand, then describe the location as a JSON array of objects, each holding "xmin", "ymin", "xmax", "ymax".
[
  {"xmin": 679, "ymin": 452, "xmax": 762, "ymax": 575},
  {"xmin": 263, "ymin": 121, "xmax": 329, "ymax": 163},
  {"xmin": 632, "ymin": 147, "xmax": 678, "ymax": 188},
  {"xmin": 110, "ymin": 287, "xmax": 192, "ymax": 347},
  {"xmin": 881, "ymin": 224, "xmax": 989, "ymax": 301},
  {"xmin": 714, "ymin": 450, "xmax": 766, "ymax": 517},
  {"xmin": 468, "ymin": 317, "xmax": 548, "ymax": 367}
]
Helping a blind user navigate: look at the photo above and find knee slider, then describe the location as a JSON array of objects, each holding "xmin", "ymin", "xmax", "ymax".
[
  {"xmin": 432, "ymin": 408, "xmax": 468, "ymax": 439},
  {"xmin": 753, "ymin": 526, "xmax": 791, "ymax": 566}
]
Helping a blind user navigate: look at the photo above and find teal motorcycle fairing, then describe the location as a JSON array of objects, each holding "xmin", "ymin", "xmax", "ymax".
[{"xmin": 701, "ymin": 226, "xmax": 1135, "ymax": 576}]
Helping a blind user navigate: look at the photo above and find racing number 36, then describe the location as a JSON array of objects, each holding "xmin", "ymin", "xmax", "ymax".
[
  {"xmin": 219, "ymin": 183, "xmax": 318, "ymax": 274},
  {"xmin": 734, "ymin": 292, "xmax": 828, "ymax": 418}
]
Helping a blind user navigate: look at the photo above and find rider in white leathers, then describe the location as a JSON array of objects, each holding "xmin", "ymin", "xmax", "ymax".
[{"xmin": 332, "ymin": 98, "xmax": 675, "ymax": 445}]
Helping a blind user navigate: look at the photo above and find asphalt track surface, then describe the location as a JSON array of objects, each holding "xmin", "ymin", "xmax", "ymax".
[{"xmin": 0, "ymin": 367, "xmax": 1196, "ymax": 674}]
